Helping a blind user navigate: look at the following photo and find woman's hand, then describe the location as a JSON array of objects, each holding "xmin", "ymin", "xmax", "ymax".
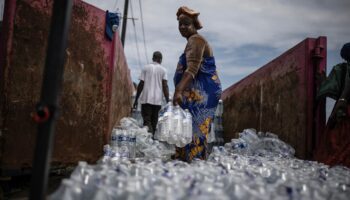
[
  {"xmin": 173, "ymin": 72, "xmax": 193, "ymax": 105},
  {"xmin": 173, "ymin": 90, "xmax": 183, "ymax": 105}
]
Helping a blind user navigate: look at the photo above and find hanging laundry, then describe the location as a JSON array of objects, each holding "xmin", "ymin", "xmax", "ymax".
[{"xmin": 105, "ymin": 10, "xmax": 120, "ymax": 41}]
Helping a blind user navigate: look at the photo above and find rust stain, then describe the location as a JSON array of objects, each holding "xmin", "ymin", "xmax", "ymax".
[
  {"xmin": 1, "ymin": 0, "xmax": 133, "ymax": 169},
  {"xmin": 1, "ymin": 0, "xmax": 50, "ymax": 169},
  {"xmin": 54, "ymin": 2, "xmax": 110, "ymax": 164},
  {"xmin": 223, "ymin": 64, "xmax": 308, "ymax": 158}
]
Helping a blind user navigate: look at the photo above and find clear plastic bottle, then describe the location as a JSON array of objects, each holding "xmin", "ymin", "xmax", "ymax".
[
  {"xmin": 118, "ymin": 129, "xmax": 130, "ymax": 158},
  {"xmin": 215, "ymin": 99, "xmax": 224, "ymax": 146},
  {"xmin": 112, "ymin": 127, "xmax": 124, "ymax": 159},
  {"xmin": 162, "ymin": 103, "xmax": 173, "ymax": 142},
  {"xmin": 50, "ymin": 179, "xmax": 82, "ymax": 200},
  {"xmin": 229, "ymin": 138, "xmax": 248, "ymax": 154},
  {"xmin": 110, "ymin": 128, "xmax": 118, "ymax": 147},
  {"xmin": 216, "ymin": 99, "xmax": 223, "ymax": 116},
  {"xmin": 70, "ymin": 161, "xmax": 88, "ymax": 182},
  {"xmin": 239, "ymin": 129, "xmax": 259, "ymax": 146},
  {"xmin": 99, "ymin": 144, "xmax": 111, "ymax": 163},
  {"xmin": 172, "ymin": 105, "xmax": 183, "ymax": 145},
  {"xmin": 129, "ymin": 129, "xmax": 136, "ymax": 159},
  {"xmin": 155, "ymin": 114, "xmax": 164, "ymax": 141},
  {"xmin": 183, "ymin": 109, "xmax": 193, "ymax": 145},
  {"xmin": 215, "ymin": 115, "xmax": 224, "ymax": 145},
  {"xmin": 208, "ymin": 122, "xmax": 216, "ymax": 143}
]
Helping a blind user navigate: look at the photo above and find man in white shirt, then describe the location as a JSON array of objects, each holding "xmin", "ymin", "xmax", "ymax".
[{"xmin": 133, "ymin": 51, "xmax": 169, "ymax": 134}]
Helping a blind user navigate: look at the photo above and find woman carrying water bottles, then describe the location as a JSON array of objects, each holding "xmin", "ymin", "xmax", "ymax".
[{"xmin": 173, "ymin": 6, "xmax": 222, "ymax": 162}]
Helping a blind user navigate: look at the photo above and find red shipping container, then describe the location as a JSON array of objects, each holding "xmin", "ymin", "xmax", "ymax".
[
  {"xmin": 222, "ymin": 37, "xmax": 327, "ymax": 159},
  {"xmin": 0, "ymin": 0, "xmax": 133, "ymax": 174}
]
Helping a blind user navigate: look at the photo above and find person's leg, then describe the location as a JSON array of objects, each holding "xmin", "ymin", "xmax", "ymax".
[
  {"xmin": 141, "ymin": 104, "xmax": 153, "ymax": 133},
  {"xmin": 151, "ymin": 105, "xmax": 162, "ymax": 135}
]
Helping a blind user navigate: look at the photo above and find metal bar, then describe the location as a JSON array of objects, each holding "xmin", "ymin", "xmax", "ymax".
[
  {"xmin": 29, "ymin": 0, "xmax": 73, "ymax": 199},
  {"xmin": 121, "ymin": 0, "xmax": 129, "ymax": 47},
  {"xmin": 311, "ymin": 37, "xmax": 326, "ymax": 158}
]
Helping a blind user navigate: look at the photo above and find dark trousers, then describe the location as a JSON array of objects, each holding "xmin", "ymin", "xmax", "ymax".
[{"xmin": 141, "ymin": 103, "xmax": 161, "ymax": 134}]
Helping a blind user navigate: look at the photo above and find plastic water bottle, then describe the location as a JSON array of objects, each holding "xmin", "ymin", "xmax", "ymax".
[
  {"xmin": 228, "ymin": 138, "xmax": 249, "ymax": 154},
  {"xmin": 214, "ymin": 100, "xmax": 224, "ymax": 146},
  {"xmin": 183, "ymin": 109, "xmax": 193, "ymax": 144},
  {"xmin": 129, "ymin": 129, "xmax": 136, "ymax": 159},
  {"xmin": 111, "ymin": 128, "xmax": 118, "ymax": 147},
  {"xmin": 208, "ymin": 122, "xmax": 216, "ymax": 143},
  {"xmin": 100, "ymin": 144, "xmax": 111, "ymax": 163},
  {"xmin": 118, "ymin": 129, "xmax": 130, "ymax": 158},
  {"xmin": 172, "ymin": 105, "xmax": 183, "ymax": 145},
  {"xmin": 162, "ymin": 103, "xmax": 173, "ymax": 142},
  {"xmin": 265, "ymin": 132, "xmax": 278, "ymax": 138},
  {"xmin": 112, "ymin": 127, "xmax": 124, "ymax": 159},
  {"xmin": 50, "ymin": 179, "xmax": 82, "ymax": 200},
  {"xmin": 176, "ymin": 107, "xmax": 187, "ymax": 147},
  {"xmin": 215, "ymin": 115, "xmax": 224, "ymax": 145},
  {"xmin": 239, "ymin": 129, "xmax": 259, "ymax": 145},
  {"xmin": 216, "ymin": 99, "xmax": 223, "ymax": 116},
  {"xmin": 155, "ymin": 114, "xmax": 164, "ymax": 141}
]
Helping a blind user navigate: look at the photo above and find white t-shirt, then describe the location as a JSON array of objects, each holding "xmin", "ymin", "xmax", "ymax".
[{"xmin": 139, "ymin": 62, "xmax": 167, "ymax": 106}]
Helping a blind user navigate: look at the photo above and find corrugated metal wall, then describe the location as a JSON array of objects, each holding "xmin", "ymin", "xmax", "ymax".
[{"xmin": 0, "ymin": 0, "xmax": 133, "ymax": 173}]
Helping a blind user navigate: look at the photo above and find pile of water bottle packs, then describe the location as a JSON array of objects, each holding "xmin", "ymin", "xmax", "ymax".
[
  {"xmin": 51, "ymin": 128, "xmax": 350, "ymax": 200},
  {"xmin": 101, "ymin": 117, "xmax": 176, "ymax": 163},
  {"xmin": 224, "ymin": 129, "xmax": 295, "ymax": 158},
  {"xmin": 154, "ymin": 103, "xmax": 193, "ymax": 147},
  {"xmin": 103, "ymin": 126, "xmax": 137, "ymax": 160}
]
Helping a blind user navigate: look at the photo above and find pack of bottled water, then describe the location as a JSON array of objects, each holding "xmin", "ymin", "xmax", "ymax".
[
  {"xmin": 224, "ymin": 128, "xmax": 295, "ymax": 158},
  {"xmin": 106, "ymin": 126, "xmax": 136, "ymax": 160},
  {"xmin": 155, "ymin": 103, "xmax": 193, "ymax": 147},
  {"xmin": 100, "ymin": 117, "xmax": 176, "ymax": 164},
  {"xmin": 51, "ymin": 132, "xmax": 350, "ymax": 200}
]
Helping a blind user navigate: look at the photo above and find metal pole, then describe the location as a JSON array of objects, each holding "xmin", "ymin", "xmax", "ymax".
[
  {"xmin": 29, "ymin": 0, "xmax": 73, "ymax": 199},
  {"xmin": 121, "ymin": 0, "xmax": 129, "ymax": 47}
]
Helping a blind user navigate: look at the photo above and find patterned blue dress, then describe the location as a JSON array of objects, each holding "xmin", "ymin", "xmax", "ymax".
[{"xmin": 174, "ymin": 53, "xmax": 222, "ymax": 162}]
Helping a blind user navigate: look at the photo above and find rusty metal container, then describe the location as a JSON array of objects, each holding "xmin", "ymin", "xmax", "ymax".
[
  {"xmin": 222, "ymin": 37, "xmax": 327, "ymax": 159},
  {"xmin": 0, "ymin": 0, "xmax": 133, "ymax": 174}
]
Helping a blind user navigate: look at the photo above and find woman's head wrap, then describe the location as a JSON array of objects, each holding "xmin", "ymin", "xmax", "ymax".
[
  {"xmin": 176, "ymin": 6, "xmax": 203, "ymax": 30},
  {"xmin": 340, "ymin": 43, "xmax": 350, "ymax": 62}
]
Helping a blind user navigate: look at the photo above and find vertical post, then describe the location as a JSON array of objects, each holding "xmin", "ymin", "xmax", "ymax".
[
  {"xmin": 311, "ymin": 37, "xmax": 327, "ymax": 159},
  {"xmin": 121, "ymin": 0, "xmax": 129, "ymax": 47},
  {"xmin": 29, "ymin": 0, "xmax": 73, "ymax": 199}
]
